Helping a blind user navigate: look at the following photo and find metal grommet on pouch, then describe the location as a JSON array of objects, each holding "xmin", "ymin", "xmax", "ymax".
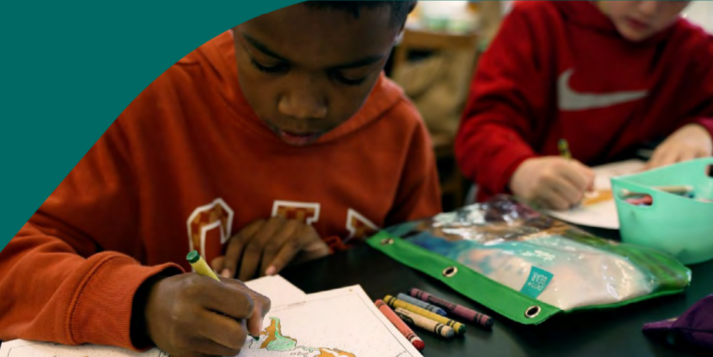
[
  {"xmin": 525, "ymin": 306, "xmax": 541, "ymax": 319},
  {"xmin": 442, "ymin": 266, "xmax": 458, "ymax": 278}
]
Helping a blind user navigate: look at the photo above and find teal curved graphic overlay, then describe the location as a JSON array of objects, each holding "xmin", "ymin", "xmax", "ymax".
[{"xmin": 1, "ymin": 0, "xmax": 301, "ymax": 248}]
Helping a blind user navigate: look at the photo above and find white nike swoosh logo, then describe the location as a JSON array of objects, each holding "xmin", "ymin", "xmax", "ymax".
[{"xmin": 558, "ymin": 69, "xmax": 648, "ymax": 111}]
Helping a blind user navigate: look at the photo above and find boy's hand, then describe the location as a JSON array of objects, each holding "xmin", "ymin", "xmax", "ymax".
[
  {"xmin": 212, "ymin": 217, "xmax": 329, "ymax": 281},
  {"xmin": 647, "ymin": 124, "xmax": 713, "ymax": 169},
  {"xmin": 510, "ymin": 157, "xmax": 595, "ymax": 211},
  {"xmin": 143, "ymin": 274, "xmax": 270, "ymax": 357}
]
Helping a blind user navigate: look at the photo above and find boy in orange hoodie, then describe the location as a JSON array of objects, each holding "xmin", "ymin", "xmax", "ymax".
[{"xmin": 0, "ymin": 2, "xmax": 440, "ymax": 357}]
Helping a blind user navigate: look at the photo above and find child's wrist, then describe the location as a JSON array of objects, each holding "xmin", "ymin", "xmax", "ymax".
[{"xmin": 130, "ymin": 274, "xmax": 169, "ymax": 349}]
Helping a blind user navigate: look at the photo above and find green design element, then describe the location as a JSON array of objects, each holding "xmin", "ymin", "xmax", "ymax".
[
  {"xmin": 265, "ymin": 318, "xmax": 297, "ymax": 351},
  {"xmin": 1, "ymin": 0, "xmax": 301, "ymax": 248}
]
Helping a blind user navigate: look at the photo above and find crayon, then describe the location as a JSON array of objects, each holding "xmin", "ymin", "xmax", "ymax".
[
  {"xmin": 384, "ymin": 295, "xmax": 466, "ymax": 335},
  {"xmin": 396, "ymin": 293, "xmax": 447, "ymax": 316},
  {"xmin": 395, "ymin": 308, "xmax": 455, "ymax": 339},
  {"xmin": 622, "ymin": 186, "xmax": 694, "ymax": 198},
  {"xmin": 186, "ymin": 250, "xmax": 259, "ymax": 340},
  {"xmin": 410, "ymin": 288, "xmax": 494, "ymax": 329},
  {"xmin": 375, "ymin": 300, "xmax": 425, "ymax": 351},
  {"xmin": 559, "ymin": 138, "xmax": 598, "ymax": 208},
  {"xmin": 625, "ymin": 195, "xmax": 653, "ymax": 206},
  {"xmin": 558, "ymin": 139, "xmax": 572, "ymax": 160},
  {"xmin": 653, "ymin": 185, "xmax": 694, "ymax": 195},
  {"xmin": 186, "ymin": 250, "xmax": 220, "ymax": 281}
]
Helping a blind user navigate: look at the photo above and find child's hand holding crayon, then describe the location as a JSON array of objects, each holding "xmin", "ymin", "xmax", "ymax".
[
  {"xmin": 510, "ymin": 156, "xmax": 595, "ymax": 211},
  {"xmin": 646, "ymin": 124, "xmax": 713, "ymax": 170},
  {"xmin": 134, "ymin": 273, "xmax": 270, "ymax": 357},
  {"xmin": 212, "ymin": 217, "xmax": 330, "ymax": 281}
]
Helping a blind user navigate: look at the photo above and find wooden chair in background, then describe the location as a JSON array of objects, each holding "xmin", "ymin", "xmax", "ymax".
[{"xmin": 391, "ymin": 28, "xmax": 480, "ymax": 211}]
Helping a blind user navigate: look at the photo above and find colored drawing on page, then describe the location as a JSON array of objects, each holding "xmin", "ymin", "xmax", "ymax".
[{"xmin": 582, "ymin": 189, "xmax": 613, "ymax": 206}]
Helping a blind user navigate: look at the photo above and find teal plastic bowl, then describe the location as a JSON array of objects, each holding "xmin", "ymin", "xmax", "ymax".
[{"xmin": 611, "ymin": 158, "xmax": 713, "ymax": 265}]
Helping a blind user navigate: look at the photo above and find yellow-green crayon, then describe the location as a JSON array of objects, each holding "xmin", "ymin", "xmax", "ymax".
[
  {"xmin": 186, "ymin": 250, "xmax": 220, "ymax": 281},
  {"xmin": 395, "ymin": 308, "xmax": 455, "ymax": 338},
  {"xmin": 186, "ymin": 250, "xmax": 259, "ymax": 341},
  {"xmin": 384, "ymin": 295, "xmax": 466, "ymax": 335},
  {"xmin": 558, "ymin": 139, "xmax": 572, "ymax": 160}
]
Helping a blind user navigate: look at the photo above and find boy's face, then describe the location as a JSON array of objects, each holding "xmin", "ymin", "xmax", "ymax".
[
  {"xmin": 233, "ymin": 5, "xmax": 402, "ymax": 146},
  {"xmin": 597, "ymin": 1, "xmax": 690, "ymax": 42}
]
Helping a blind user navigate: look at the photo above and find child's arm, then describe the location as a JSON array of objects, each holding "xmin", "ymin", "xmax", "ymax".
[
  {"xmin": 0, "ymin": 123, "xmax": 182, "ymax": 349},
  {"xmin": 0, "ymin": 120, "xmax": 269, "ymax": 355},
  {"xmin": 647, "ymin": 43, "xmax": 713, "ymax": 169},
  {"xmin": 455, "ymin": 4, "xmax": 550, "ymax": 198},
  {"xmin": 647, "ymin": 123, "xmax": 712, "ymax": 169}
]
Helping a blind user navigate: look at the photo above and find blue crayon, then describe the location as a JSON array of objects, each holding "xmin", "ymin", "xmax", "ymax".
[{"xmin": 397, "ymin": 293, "xmax": 447, "ymax": 316}]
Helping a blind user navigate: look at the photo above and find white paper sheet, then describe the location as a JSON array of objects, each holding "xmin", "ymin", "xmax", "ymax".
[
  {"xmin": 0, "ymin": 284, "xmax": 421, "ymax": 357},
  {"xmin": 238, "ymin": 285, "xmax": 422, "ymax": 357},
  {"xmin": 0, "ymin": 340, "xmax": 167, "ymax": 357},
  {"xmin": 245, "ymin": 275, "xmax": 307, "ymax": 307},
  {"xmin": 544, "ymin": 159, "xmax": 646, "ymax": 229}
]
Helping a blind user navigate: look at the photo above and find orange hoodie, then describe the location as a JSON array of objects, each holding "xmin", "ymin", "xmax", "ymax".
[{"xmin": 0, "ymin": 32, "xmax": 440, "ymax": 350}]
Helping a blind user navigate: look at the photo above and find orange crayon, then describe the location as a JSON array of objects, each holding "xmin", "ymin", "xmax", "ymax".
[{"xmin": 375, "ymin": 299, "xmax": 425, "ymax": 351}]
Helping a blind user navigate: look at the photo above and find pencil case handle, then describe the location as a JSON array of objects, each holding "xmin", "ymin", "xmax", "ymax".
[{"xmin": 611, "ymin": 178, "xmax": 659, "ymax": 210}]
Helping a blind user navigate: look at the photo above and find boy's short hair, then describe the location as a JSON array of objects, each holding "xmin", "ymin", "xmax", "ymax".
[{"xmin": 303, "ymin": 1, "xmax": 417, "ymax": 27}]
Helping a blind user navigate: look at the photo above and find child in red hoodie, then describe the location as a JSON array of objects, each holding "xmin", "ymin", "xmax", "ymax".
[
  {"xmin": 456, "ymin": 1, "xmax": 713, "ymax": 210},
  {"xmin": 0, "ymin": 2, "xmax": 440, "ymax": 357}
]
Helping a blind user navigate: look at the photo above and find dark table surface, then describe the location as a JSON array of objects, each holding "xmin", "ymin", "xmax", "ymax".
[{"xmin": 281, "ymin": 226, "xmax": 713, "ymax": 357}]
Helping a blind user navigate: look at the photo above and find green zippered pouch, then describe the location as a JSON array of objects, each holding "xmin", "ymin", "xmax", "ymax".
[{"xmin": 367, "ymin": 196, "xmax": 691, "ymax": 325}]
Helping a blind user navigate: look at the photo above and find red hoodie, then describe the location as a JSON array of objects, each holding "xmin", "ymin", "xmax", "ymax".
[
  {"xmin": 456, "ymin": 1, "xmax": 713, "ymax": 201},
  {"xmin": 0, "ymin": 32, "xmax": 441, "ymax": 349}
]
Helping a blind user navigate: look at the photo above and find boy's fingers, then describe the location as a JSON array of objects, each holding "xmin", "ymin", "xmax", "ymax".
[
  {"xmin": 656, "ymin": 150, "xmax": 679, "ymax": 168},
  {"xmin": 648, "ymin": 145, "xmax": 676, "ymax": 169},
  {"xmin": 210, "ymin": 256, "xmax": 224, "ymax": 274},
  {"xmin": 564, "ymin": 160, "xmax": 594, "ymax": 191},
  {"xmin": 539, "ymin": 187, "xmax": 570, "ymax": 211},
  {"xmin": 197, "ymin": 311, "xmax": 247, "ymax": 353},
  {"xmin": 560, "ymin": 165, "xmax": 591, "ymax": 194},
  {"xmin": 230, "ymin": 280, "xmax": 272, "ymax": 336},
  {"xmin": 679, "ymin": 149, "xmax": 698, "ymax": 163},
  {"xmin": 543, "ymin": 172, "xmax": 582, "ymax": 206},
  {"xmin": 265, "ymin": 239, "xmax": 302, "ymax": 278},
  {"xmin": 296, "ymin": 240, "xmax": 330, "ymax": 264},
  {"xmin": 242, "ymin": 288, "xmax": 271, "ymax": 337},
  {"xmin": 224, "ymin": 221, "xmax": 265, "ymax": 279},
  {"xmin": 646, "ymin": 147, "xmax": 664, "ymax": 169},
  {"xmin": 696, "ymin": 147, "xmax": 711, "ymax": 158},
  {"xmin": 223, "ymin": 240, "xmax": 244, "ymax": 281},
  {"xmin": 577, "ymin": 162, "xmax": 596, "ymax": 185},
  {"xmin": 200, "ymin": 279, "xmax": 255, "ymax": 320},
  {"xmin": 239, "ymin": 219, "xmax": 283, "ymax": 281},
  {"xmin": 260, "ymin": 220, "xmax": 299, "ymax": 276},
  {"xmin": 556, "ymin": 184, "xmax": 582, "ymax": 207}
]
